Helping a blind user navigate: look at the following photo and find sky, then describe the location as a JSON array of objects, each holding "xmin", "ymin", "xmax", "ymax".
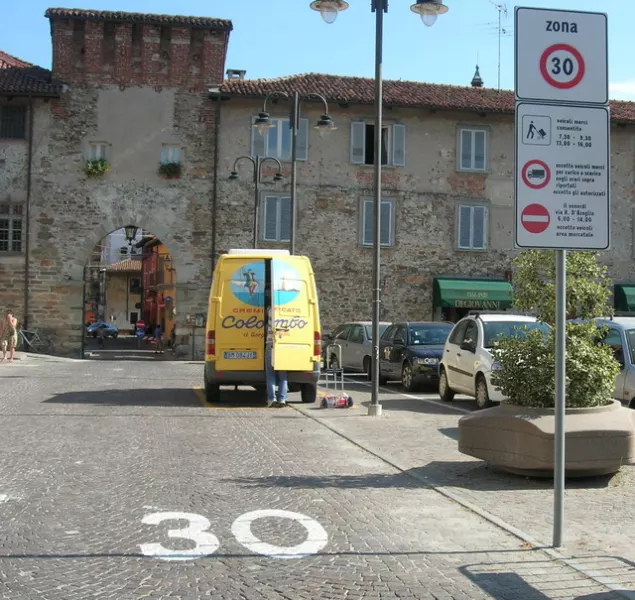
[{"xmin": 2, "ymin": 0, "xmax": 634, "ymax": 100}]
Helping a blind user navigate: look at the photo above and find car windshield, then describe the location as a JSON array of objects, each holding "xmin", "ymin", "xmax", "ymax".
[
  {"xmin": 483, "ymin": 320, "xmax": 551, "ymax": 348},
  {"xmin": 626, "ymin": 330, "xmax": 635, "ymax": 363},
  {"xmin": 407, "ymin": 324, "xmax": 453, "ymax": 345},
  {"xmin": 364, "ymin": 324, "xmax": 389, "ymax": 341}
]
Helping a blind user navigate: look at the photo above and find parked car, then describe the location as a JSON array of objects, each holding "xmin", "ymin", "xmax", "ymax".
[
  {"xmin": 438, "ymin": 312, "xmax": 550, "ymax": 409},
  {"xmin": 378, "ymin": 321, "xmax": 454, "ymax": 391},
  {"xmin": 86, "ymin": 321, "xmax": 119, "ymax": 338},
  {"xmin": 323, "ymin": 321, "xmax": 390, "ymax": 379}
]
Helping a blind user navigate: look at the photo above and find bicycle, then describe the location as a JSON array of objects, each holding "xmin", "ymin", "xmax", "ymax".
[{"xmin": 18, "ymin": 328, "xmax": 55, "ymax": 354}]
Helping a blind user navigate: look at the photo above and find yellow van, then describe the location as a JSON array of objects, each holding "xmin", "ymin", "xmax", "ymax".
[{"xmin": 204, "ymin": 249, "xmax": 321, "ymax": 403}]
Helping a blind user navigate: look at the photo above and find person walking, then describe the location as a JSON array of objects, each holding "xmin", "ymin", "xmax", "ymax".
[
  {"xmin": 154, "ymin": 323, "xmax": 164, "ymax": 355},
  {"xmin": 0, "ymin": 310, "xmax": 18, "ymax": 363},
  {"xmin": 265, "ymin": 305, "xmax": 288, "ymax": 408},
  {"xmin": 97, "ymin": 323, "xmax": 107, "ymax": 349}
]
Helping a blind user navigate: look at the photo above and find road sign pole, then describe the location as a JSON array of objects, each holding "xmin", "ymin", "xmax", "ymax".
[{"xmin": 554, "ymin": 249, "xmax": 566, "ymax": 547}]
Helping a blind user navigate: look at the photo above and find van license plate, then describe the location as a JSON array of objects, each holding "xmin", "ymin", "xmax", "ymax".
[{"xmin": 223, "ymin": 351, "xmax": 257, "ymax": 359}]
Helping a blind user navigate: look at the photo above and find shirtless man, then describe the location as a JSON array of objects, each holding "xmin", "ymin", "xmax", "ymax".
[{"xmin": 0, "ymin": 310, "xmax": 18, "ymax": 363}]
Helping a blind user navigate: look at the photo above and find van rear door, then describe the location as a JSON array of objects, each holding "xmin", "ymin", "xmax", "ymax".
[
  {"xmin": 271, "ymin": 256, "xmax": 314, "ymax": 372},
  {"xmin": 214, "ymin": 257, "xmax": 266, "ymax": 372}
]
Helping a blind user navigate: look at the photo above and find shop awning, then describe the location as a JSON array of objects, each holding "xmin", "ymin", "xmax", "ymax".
[
  {"xmin": 433, "ymin": 278, "xmax": 513, "ymax": 310},
  {"xmin": 614, "ymin": 284, "xmax": 635, "ymax": 312}
]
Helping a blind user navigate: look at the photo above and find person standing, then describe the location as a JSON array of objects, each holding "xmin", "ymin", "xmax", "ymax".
[
  {"xmin": 0, "ymin": 310, "xmax": 18, "ymax": 363},
  {"xmin": 154, "ymin": 323, "xmax": 164, "ymax": 354},
  {"xmin": 265, "ymin": 305, "xmax": 288, "ymax": 408}
]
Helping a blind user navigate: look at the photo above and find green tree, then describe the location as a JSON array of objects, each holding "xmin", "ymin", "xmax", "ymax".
[{"xmin": 490, "ymin": 250, "xmax": 620, "ymax": 408}]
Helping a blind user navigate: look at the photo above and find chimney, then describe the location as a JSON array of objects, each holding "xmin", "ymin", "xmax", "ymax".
[
  {"xmin": 226, "ymin": 69, "xmax": 246, "ymax": 80},
  {"xmin": 471, "ymin": 65, "xmax": 484, "ymax": 88}
]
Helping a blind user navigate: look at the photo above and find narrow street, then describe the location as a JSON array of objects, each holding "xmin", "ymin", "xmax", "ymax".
[{"xmin": 0, "ymin": 357, "xmax": 631, "ymax": 599}]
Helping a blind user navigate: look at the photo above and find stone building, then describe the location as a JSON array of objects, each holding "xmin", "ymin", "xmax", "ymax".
[
  {"xmin": 0, "ymin": 9, "xmax": 232, "ymax": 357},
  {"xmin": 214, "ymin": 72, "xmax": 635, "ymax": 328}
]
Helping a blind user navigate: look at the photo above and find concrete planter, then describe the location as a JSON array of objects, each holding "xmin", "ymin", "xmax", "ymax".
[{"xmin": 458, "ymin": 400, "xmax": 635, "ymax": 477}]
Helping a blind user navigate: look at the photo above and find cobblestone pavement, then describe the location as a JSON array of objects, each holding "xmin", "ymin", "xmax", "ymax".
[{"xmin": 0, "ymin": 358, "xmax": 628, "ymax": 599}]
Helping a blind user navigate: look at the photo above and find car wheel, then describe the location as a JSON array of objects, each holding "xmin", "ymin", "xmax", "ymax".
[
  {"xmin": 439, "ymin": 368, "xmax": 455, "ymax": 402},
  {"xmin": 112, "ymin": 332, "xmax": 118, "ymax": 339},
  {"xmin": 402, "ymin": 362, "xmax": 417, "ymax": 392},
  {"xmin": 363, "ymin": 357, "xmax": 372, "ymax": 381},
  {"xmin": 301, "ymin": 384, "xmax": 317, "ymax": 403},
  {"xmin": 475, "ymin": 375, "xmax": 493, "ymax": 410},
  {"xmin": 204, "ymin": 375, "xmax": 220, "ymax": 404}
]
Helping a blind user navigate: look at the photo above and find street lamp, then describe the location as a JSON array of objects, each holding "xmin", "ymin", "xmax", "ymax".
[
  {"xmin": 124, "ymin": 225, "xmax": 138, "ymax": 245},
  {"xmin": 253, "ymin": 92, "xmax": 335, "ymax": 256},
  {"xmin": 310, "ymin": 0, "xmax": 449, "ymax": 417},
  {"xmin": 229, "ymin": 156, "xmax": 284, "ymax": 248}
]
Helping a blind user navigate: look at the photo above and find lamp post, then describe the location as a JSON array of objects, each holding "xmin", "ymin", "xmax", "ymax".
[
  {"xmin": 124, "ymin": 224, "xmax": 138, "ymax": 246},
  {"xmin": 310, "ymin": 0, "xmax": 449, "ymax": 417},
  {"xmin": 229, "ymin": 156, "xmax": 284, "ymax": 248},
  {"xmin": 253, "ymin": 93, "xmax": 336, "ymax": 255}
]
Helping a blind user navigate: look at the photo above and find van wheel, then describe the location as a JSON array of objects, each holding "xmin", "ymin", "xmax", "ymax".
[
  {"xmin": 439, "ymin": 368, "xmax": 455, "ymax": 402},
  {"xmin": 301, "ymin": 384, "xmax": 317, "ymax": 403},
  {"xmin": 475, "ymin": 375, "xmax": 492, "ymax": 410},
  {"xmin": 204, "ymin": 376, "xmax": 220, "ymax": 404}
]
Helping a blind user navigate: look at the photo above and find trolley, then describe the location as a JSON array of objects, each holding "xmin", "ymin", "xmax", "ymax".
[{"xmin": 321, "ymin": 343, "xmax": 353, "ymax": 408}]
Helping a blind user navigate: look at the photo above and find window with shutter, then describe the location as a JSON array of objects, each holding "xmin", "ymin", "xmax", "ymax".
[
  {"xmin": 361, "ymin": 198, "xmax": 395, "ymax": 247},
  {"xmin": 0, "ymin": 203, "xmax": 24, "ymax": 253},
  {"xmin": 351, "ymin": 121, "xmax": 406, "ymax": 167},
  {"xmin": 350, "ymin": 121, "xmax": 366, "ymax": 164},
  {"xmin": 457, "ymin": 204, "xmax": 488, "ymax": 250},
  {"xmin": 262, "ymin": 195, "xmax": 292, "ymax": 242},
  {"xmin": 251, "ymin": 117, "xmax": 308, "ymax": 161},
  {"xmin": 458, "ymin": 128, "xmax": 488, "ymax": 172},
  {"xmin": 0, "ymin": 106, "xmax": 27, "ymax": 140},
  {"xmin": 392, "ymin": 123, "xmax": 406, "ymax": 166}
]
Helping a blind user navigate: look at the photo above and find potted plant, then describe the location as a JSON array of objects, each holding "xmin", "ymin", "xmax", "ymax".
[
  {"xmin": 158, "ymin": 162, "xmax": 181, "ymax": 180},
  {"xmin": 458, "ymin": 250, "xmax": 635, "ymax": 477},
  {"xmin": 85, "ymin": 159, "xmax": 109, "ymax": 178}
]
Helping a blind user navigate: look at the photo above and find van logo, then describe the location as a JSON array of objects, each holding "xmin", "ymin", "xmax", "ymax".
[{"xmin": 230, "ymin": 260, "xmax": 301, "ymax": 307}]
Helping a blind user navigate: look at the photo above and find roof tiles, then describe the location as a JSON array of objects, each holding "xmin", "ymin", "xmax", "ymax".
[
  {"xmin": 106, "ymin": 258, "xmax": 142, "ymax": 273},
  {"xmin": 45, "ymin": 8, "xmax": 233, "ymax": 30},
  {"xmin": 220, "ymin": 73, "xmax": 635, "ymax": 124}
]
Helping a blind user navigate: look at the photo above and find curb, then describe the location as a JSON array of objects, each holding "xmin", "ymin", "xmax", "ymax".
[{"xmin": 291, "ymin": 401, "xmax": 635, "ymax": 599}]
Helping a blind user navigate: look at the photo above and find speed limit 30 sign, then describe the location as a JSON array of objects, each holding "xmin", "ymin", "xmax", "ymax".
[{"xmin": 515, "ymin": 7, "xmax": 607, "ymax": 105}]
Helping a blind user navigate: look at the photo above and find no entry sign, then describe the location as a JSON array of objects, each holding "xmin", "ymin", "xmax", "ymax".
[
  {"xmin": 515, "ymin": 8, "xmax": 608, "ymax": 105},
  {"xmin": 521, "ymin": 204, "xmax": 550, "ymax": 234}
]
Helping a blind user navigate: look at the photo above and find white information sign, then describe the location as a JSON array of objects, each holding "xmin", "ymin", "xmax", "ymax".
[
  {"xmin": 515, "ymin": 102, "xmax": 610, "ymax": 250},
  {"xmin": 515, "ymin": 7, "xmax": 608, "ymax": 105}
]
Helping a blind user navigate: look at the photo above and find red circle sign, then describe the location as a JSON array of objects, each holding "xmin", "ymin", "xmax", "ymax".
[
  {"xmin": 521, "ymin": 159, "xmax": 551, "ymax": 189},
  {"xmin": 521, "ymin": 204, "xmax": 550, "ymax": 234},
  {"xmin": 539, "ymin": 43, "xmax": 585, "ymax": 90}
]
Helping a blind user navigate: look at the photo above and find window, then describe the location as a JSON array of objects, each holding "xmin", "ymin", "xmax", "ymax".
[
  {"xmin": 161, "ymin": 145, "xmax": 181, "ymax": 164},
  {"xmin": 0, "ymin": 203, "xmax": 23, "ymax": 253},
  {"xmin": 350, "ymin": 121, "xmax": 405, "ymax": 166},
  {"xmin": 458, "ymin": 127, "xmax": 487, "ymax": 171},
  {"xmin": 361, "ymin": 198, "xmax": 395, "ymax": 247},
  {"xmin": 251, "ymin": 117, "xmax": 309, "ymax": 161},
  {"xmin": 88, "ymin": 142, "xmax": 108, "ymax": 161},
  {"xmin": 449, "ymin": 320, "xmax": 469, "ymax": 345},
  {"xmin": 457, "ymin": 204, "xmax": 488, "ymax": 250},
  {"xmin": 463, "ymin": 321, "xmax": 479, "ymax": 348},
  {"xmin": 129, "ymin": 278, "xmax": 141, "ymax": 294},
  {"xmin": 0, "ymin": 106, "xmax": 27, "ymax": 140},
  {"xmin": 262, "ymin": 195, "xmax": 291, "ymax": 242},
  {"xmin": 349, "ymin": 325, "xmax": 364, "ymax": 344}
]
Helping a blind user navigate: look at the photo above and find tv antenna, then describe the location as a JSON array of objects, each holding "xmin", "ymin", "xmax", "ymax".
[{"xmin": 490, "ymin": 1, "xmax": 509, "ymax": 91}]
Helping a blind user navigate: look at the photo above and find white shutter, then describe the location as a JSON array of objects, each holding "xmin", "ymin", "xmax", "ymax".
[
  {"xmin": 279, "ymin": 197, "xmax": 291, "ymax": 242},
  {"xmin": 474, "ymin": 130, "xmax": 486, "ymax": 170},
  {"xmin": 350, "ymin": 121, "xmax": 366, "ymax": 164},
  {"xmin": 458, "ymin": 205, "xmax": 472, "ymax": 249},
  {"xmin": 251, "ymin": 116, "xmax": 266, "ymax": 157},
  {"xmin": 472, "ymin": 205, "xmax": 487, "ymax": 249},
  {"xmin": 296, "ymin": 118, "xmax": 309, "ymax": 161},
  {"xmin": 263, "ymin": 196, "xmax": 278, "ymax": 241},
  {"xmin": 392, "ymin": 124, "xmax": 406, "ymax": 167},
  {"xmin": 459, "ymin": 129, "xmax": 472, "ymax": 170},
  {"xmin": 380, "ymin": 200, "xmax": 392, "ymax": 246},
  {"xmin": 362, "ymin": 199, "xmax": 373, "ymax": 245}
]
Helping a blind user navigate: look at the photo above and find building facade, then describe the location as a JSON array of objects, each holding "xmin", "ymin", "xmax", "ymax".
[
  {"xmin": 103, "ymin": 257, "xmax": 142, "ymax": 329},
  {"xmin": 214, "ymin": 73, "xmax": 635, "ymax": 329},
  {"xmin": 0, "ymin": 9, "xmax": 232, "ymax": 357}
]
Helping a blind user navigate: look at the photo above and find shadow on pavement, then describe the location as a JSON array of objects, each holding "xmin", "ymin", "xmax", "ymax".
[{"xmin": 44, "ymin": 388, "xmax": 202, "ymax": 408}]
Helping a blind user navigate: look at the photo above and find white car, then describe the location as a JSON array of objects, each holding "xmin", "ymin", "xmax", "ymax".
[{"xmin": 438, "ymin": 312, "xmax": 550, "ymax": 409}]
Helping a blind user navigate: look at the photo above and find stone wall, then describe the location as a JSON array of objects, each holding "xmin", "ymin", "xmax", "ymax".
[{"xmin": 215, "ymin": 98, "xmax": 635, "ymax": 330}]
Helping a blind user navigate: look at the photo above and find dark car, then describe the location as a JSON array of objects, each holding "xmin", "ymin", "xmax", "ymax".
[{"xmin": 378, "ymin": 321, "xmax": 454, "ymax": 391}]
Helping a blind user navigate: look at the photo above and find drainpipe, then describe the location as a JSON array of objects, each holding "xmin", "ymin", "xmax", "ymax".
[
  {"xmin": 211, "ymin": 95, "xmax": 222, "ymax": 273},
  {"xmin": 23, "ymin": 95, "xmax": 34, "ymax": 329}
]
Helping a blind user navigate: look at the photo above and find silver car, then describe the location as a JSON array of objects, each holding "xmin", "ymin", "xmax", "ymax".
[{"xmin": 324, "ymin": 321, "xmax": 390, "ymax": 379}]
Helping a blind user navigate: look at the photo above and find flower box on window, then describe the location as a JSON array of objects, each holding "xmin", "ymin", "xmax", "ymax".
[
  {"xmin": 85, "ymin": 159, "xmax": 110, "ymax": 178},
  {"xmin": 158, "ymin": 162, "xmax": 181, "ymax": 179}
]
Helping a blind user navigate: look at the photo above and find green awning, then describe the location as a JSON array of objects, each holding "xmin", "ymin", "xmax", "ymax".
[
  {"xmin": 614, "ymin": 285, "xmax": 635, "ymax": 312},
  {"xmin": 433, "ymin": 278, "xmax": 513, "ymax": 310}
]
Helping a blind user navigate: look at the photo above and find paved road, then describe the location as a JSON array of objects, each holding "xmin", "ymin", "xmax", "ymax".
[{"xmin": 0, "ymin": 358, "xmax": 627, "ymax": 599}]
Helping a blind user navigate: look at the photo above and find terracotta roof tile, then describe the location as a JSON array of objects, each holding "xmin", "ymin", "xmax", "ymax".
[
  {"xmin": 106, "ymin": 258, "xmax": 142, "ymax": 273},
  {"xmin": 45, "ymin": 7, "xmax": 233, "ymax": 30},
  {"xmin": 0, "ymin": 64, "xmax": 63, "ymax": 96},
  {"xmin": 220, "ymin": 73, "xmax": 635, "ymax": 124},
  {"xmin": 0, "ymin": 51, "xmax": 33, "ymax": 69}
]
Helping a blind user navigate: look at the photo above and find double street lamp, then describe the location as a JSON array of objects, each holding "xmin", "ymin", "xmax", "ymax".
[
  {"xmin": 253, "ymin": 92, "xmax": 336, "ymax": 255},
  {"xmin": 309, "ymin": 0, "xmax": 449, "ymax": 417},
  {"xmin": 229, "ymin": 156, "xmax": 284, "ymax": 248}
]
